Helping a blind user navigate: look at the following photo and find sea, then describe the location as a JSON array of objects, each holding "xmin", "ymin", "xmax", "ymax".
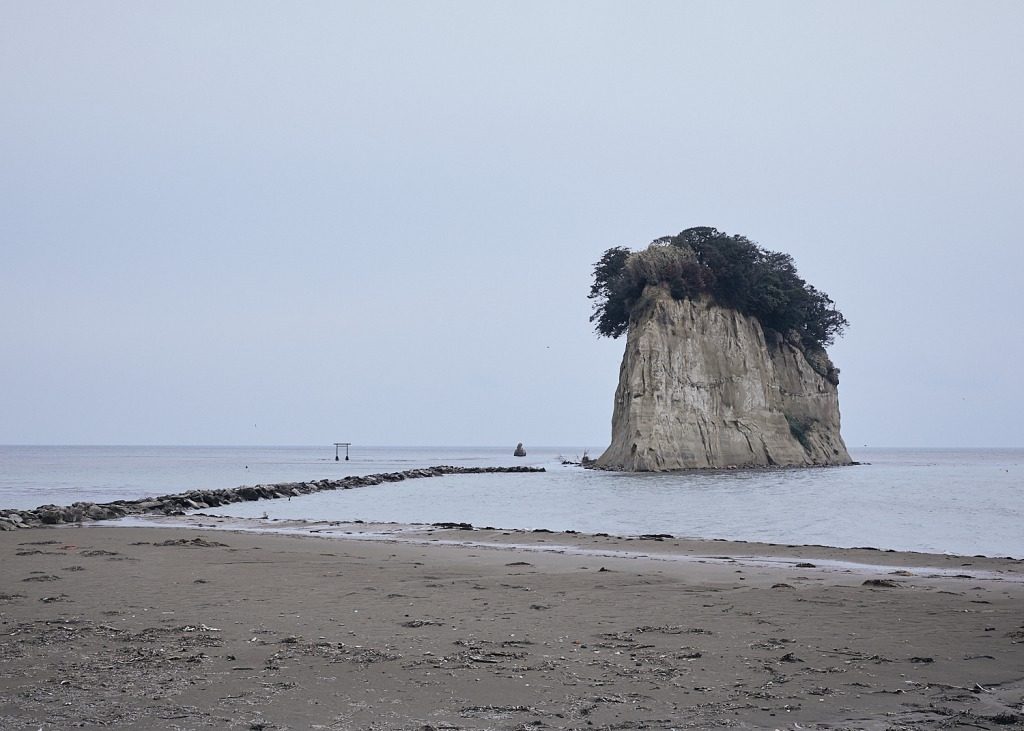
[{"xmin": 0, "ymin": 445, "xmax": 1021, "ymax": 558}]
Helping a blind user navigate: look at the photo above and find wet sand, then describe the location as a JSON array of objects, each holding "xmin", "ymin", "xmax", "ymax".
[{"xmin": 1, "ymin": 522, "xmax": 1023, "ymax": 730}]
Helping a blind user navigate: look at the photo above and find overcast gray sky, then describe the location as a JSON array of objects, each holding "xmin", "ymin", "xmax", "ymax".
[{"xmin": 2, "ymin": 1, "xmax": 1021, "ymax": 448}]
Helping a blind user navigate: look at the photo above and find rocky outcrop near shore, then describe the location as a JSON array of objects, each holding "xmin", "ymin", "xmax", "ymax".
[
  {"xmin": 0, "ymin": 465, "xmax": 545, "ymax": 530},
  {"xmin": 596, "ymin": 287, "xmax": 851, "ymax": 471}
]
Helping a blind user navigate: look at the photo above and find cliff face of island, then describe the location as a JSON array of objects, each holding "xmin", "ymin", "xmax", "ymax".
[{"xmin": 595, "ymin": 286, "xmax": 851, "ymax": 471}]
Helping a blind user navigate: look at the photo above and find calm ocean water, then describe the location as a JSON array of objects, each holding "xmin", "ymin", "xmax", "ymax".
[{"xmin": 1, "ymin": 445, "xmax": 1021, "ymax": 558}]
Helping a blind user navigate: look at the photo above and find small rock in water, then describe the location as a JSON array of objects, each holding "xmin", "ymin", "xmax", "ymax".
[{"xmin": 513, "ymin": 442, "xmax": 526, "ymax": 457}]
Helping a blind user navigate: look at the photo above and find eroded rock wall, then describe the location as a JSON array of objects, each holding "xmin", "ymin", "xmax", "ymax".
[{"xmin": 595, "ymin": 287, "xmax": 851, "ymax": 471}]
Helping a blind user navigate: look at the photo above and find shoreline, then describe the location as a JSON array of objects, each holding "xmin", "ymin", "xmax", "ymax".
[
  {"xmin": 2, "ymin": 524, "xmax": 1022, "ymax": 729},
  {"xmin": 3, "ymin": 452, "xmax": 1021, "ymax": 560},
  {"xmin": 116, "ymin": 512, "xmax": 1024, "ymax": 564}
]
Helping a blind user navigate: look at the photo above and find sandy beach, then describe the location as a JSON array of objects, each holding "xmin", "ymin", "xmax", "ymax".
[{"xmin": 1, "ymin": 521, "xmax": 1022, "ymax": 730}]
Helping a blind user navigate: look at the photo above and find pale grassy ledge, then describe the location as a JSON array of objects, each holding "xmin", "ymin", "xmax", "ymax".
[{"xmin": 0, "ymin": 465, "xmax": 545, "ymax": 529}]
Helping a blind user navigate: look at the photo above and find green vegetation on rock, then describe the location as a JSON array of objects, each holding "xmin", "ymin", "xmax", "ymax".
[{"xmin": 588, "ymin": 226, "xmax": 848, "ymax": 350}]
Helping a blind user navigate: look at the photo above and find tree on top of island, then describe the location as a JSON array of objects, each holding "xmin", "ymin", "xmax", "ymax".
[{"xmin": 588, "ymin": 226, "xmax": 848, "ymax": 351}]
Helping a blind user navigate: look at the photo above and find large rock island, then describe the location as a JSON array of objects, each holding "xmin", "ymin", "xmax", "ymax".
[{"xmin": 589, "ymin": 227, "xmax": 852, "ymax": 471}]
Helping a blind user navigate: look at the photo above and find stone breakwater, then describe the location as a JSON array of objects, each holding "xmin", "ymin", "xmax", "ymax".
[{"xmin": 0, "ymin": 465, "xmax": 546, "ymax": 530}]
